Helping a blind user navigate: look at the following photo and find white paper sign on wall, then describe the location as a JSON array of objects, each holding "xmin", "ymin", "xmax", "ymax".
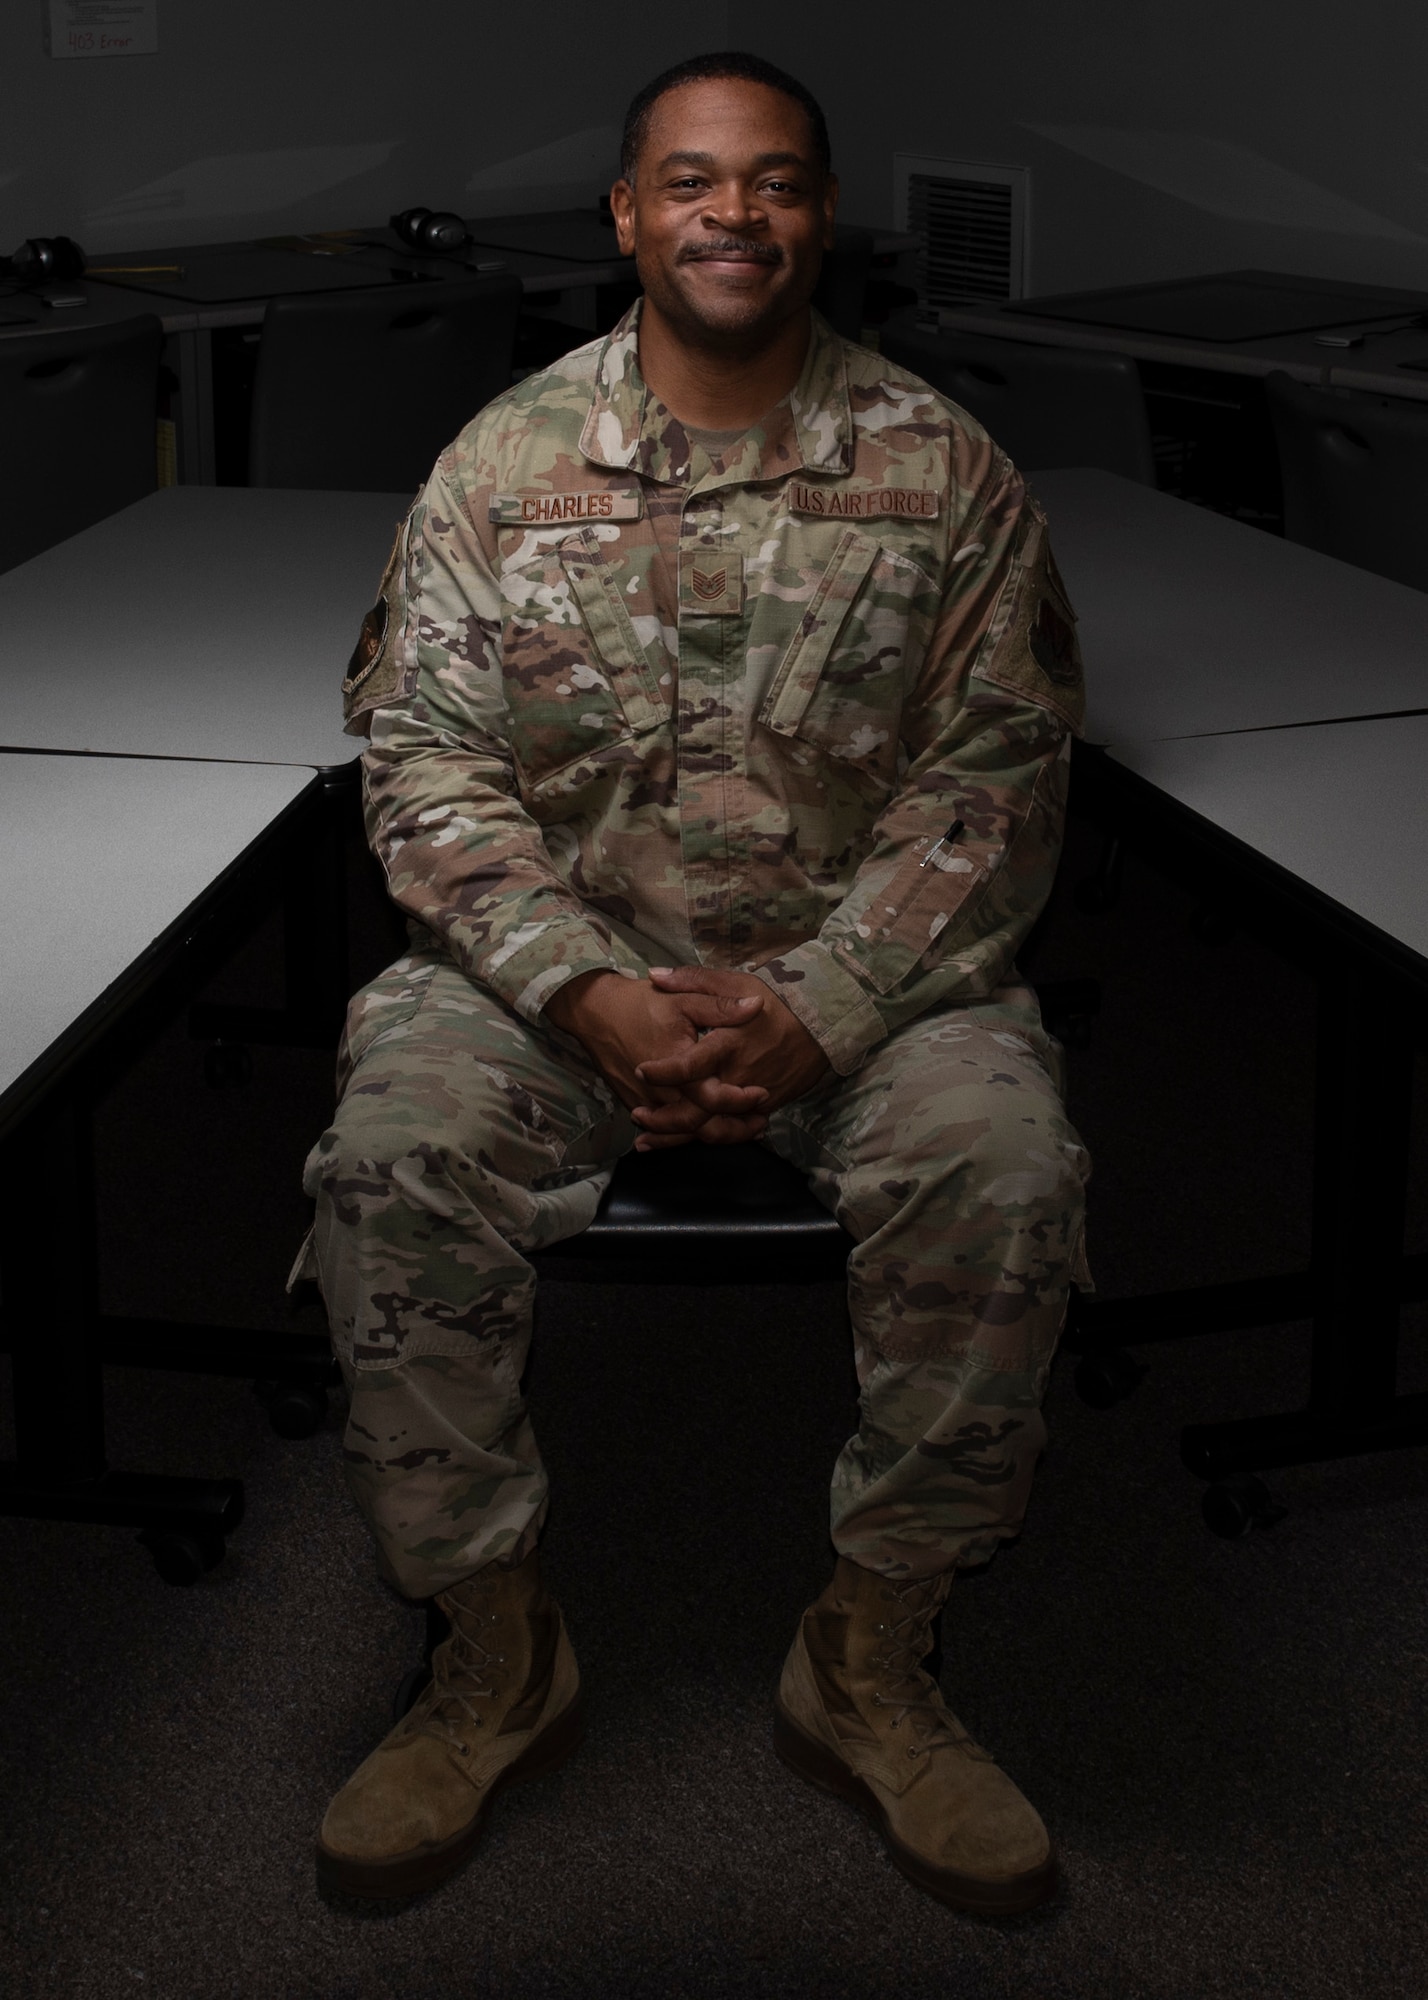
[{"xmin": 44, "ymin": 0, "xmax": 158, "ymax": 59}]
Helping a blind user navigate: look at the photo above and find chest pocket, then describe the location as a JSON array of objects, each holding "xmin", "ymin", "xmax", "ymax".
[
  {"xmin": 500, "ymin": 528, "xmax": 667, "ymax": 793},
  {"xmin": 756, "ymin": 530, "xmax": 935, "ymax": 793}
]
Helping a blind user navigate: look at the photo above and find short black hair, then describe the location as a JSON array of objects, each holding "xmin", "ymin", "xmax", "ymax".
[{"xmin": 620, "ymin": 51, "xmax": 831, "ymax": 184}]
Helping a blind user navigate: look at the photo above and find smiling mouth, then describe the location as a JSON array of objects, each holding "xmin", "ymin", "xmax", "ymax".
[{"xmin": 680, "ymin": 240, "xmax": 782, "ymax": 267}]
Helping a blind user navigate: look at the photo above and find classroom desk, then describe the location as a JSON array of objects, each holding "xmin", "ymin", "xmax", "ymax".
[
  {"xmin": 0, "ymin": 752, "xmax": 324, "ymax": 1578},
  {"xmin": 935, "ymin": 298, "xmax": 1428, "ymax": 404},
  {"xmin": 0, "ymin": 484, "xmax": 406, "ymax": 1045},
  {"xmin": 0, "ymin": 485, "xmax": 401, "ymax": 768},
  {"xmin": 1110, "ymin": 718, "xmax": 1428, "ymax": 961},
  {"xmin": 0, "ymin": 226, "xmax": 636, "ymax": 483},
  {"xmin": 1033, "ymin": 469, "xmax": 1428, "ymax": 744},
  {"xmin": 0, "ymin": 235, "xmax": 630, "ymax": 341},
  {"xmin": 1071, "ymin": 720, "xmax": 1428, "ymax": 1528}
]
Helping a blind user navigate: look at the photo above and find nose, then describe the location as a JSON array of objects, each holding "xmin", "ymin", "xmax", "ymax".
[{"xmin": 702, "ymin": 177, "xmax": 765, "ymax": 234}]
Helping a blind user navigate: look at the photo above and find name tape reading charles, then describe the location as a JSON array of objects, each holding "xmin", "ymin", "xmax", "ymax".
[{"xmin": 490, "ymin": 490, "xmax": 644, "ymax": 525}]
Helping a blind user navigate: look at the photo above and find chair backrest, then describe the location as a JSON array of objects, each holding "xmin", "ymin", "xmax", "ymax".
[
  {"xmin": 814, "ymin": 225, "xmax": 876, "ymax": 343},
  {"xmin": 1265, "ymin": 370, "xmax": 1428, "ymax": 592},
  {"xmin": 0, "ymin": 314, "xmax": 163, "ymax": 573},
  {"xmin": 248, "ymin": 271, "xmax": 523, "ymax": 492},
  {"xmin": 878, "ymin": 314, "xmax": 1156, "ymax": 484}
]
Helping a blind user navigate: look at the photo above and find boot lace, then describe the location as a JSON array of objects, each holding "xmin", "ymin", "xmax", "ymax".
[
  {"xmin": 869, "ymin": 1578, "xmax": 989, "ymax": 1763},
  {"xmin": 412, "ymin": 1576, "xmax": 507, "ymax": 1759}
]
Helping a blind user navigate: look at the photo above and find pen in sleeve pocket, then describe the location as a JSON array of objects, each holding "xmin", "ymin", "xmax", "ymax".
[{"xmin": 920, "ymin": 818, "xmax": 966, "ymax": 866}]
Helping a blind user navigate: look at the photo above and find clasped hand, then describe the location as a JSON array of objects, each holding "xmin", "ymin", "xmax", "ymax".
[{"xmin": 543, "ymin": 965, "xmax": 830, "ymax": 1149}]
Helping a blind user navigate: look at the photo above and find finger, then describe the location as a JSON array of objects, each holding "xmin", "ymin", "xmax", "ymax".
[
  {"xmin": 648, "ymin": 965, "xmax": 745, "ymax": 995},
  {"xmin": 631, "ymin": 1098, "xmax": 709, "ymax": 1134},
  {"xmin": 633, "ymin": 1130, "xmax": 694, "ymax": 1151},
  {"xmin": 636, "ymin": 1030, "xmax": 742, "ymax": 1085},
  {"xmin": 683, "ymin": 1077, "xmax": 768, "ymax": 1112},
  {"xmin": 671, "ymin": 992, "xmax": 764, "ymax": 1028}
]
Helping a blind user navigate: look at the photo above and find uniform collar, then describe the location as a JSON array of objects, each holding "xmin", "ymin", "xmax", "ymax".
[{"xmin": 579, "ymin": 298, "xmax": 853, "ymax": 488}]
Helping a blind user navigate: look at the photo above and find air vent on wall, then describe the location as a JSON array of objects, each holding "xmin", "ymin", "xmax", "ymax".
[{"xmin": 894, "ymin": 156, "xmax": 1028, "ymax": 310}]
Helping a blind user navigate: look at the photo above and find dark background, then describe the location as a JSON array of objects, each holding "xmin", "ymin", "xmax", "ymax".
[{"xmin": 4, "ymin": 6, "xmax": 1428, "ymax": 1993}]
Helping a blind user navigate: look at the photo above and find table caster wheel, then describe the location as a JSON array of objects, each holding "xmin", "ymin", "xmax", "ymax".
[
  {"xmin": 1075, "ymin": 1347, "xmax": 1145, "ymax": 1408},
  {"xmin": 139, "ymin": 1527, "xmax": 226, "ymax": 1585},
  {"xmin": 1201, "ymin": 1475, "xmax": 1287, "ymax": 1538},
  {"xmin": 204, "ymin": 1040, "xmax": 252, "ymax": 1089},
  {"xmin": 256, "ymin": 1378, "xmax": 328, "ymax": 1439}
]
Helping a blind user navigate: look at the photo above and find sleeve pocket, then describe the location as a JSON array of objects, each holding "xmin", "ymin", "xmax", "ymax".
[{"xmin": 853, "ymin": 841, "xmax": 990, "ymax": 996}]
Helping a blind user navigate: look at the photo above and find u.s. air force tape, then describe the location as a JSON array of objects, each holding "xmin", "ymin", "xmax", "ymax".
[
  {"xmin": 788, "ymin": 482, "xmax": 939, "ymax": 520},
  {"xmin": 490, "ymin": 490, "xmax": 644, "ymax": 525}
]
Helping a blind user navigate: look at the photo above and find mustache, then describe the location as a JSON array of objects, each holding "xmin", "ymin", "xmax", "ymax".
[{"xmin": 679, "ymin": 237, "xmax": 783, "ymax": 265}]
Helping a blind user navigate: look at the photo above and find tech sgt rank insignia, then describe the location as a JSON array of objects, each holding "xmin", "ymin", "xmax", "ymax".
[
  {"xmin": 678, "ymin": 549, "xmax": 744, "ymax": 616},
  {"xmin": 489, "ymin": 489, "xmax": 644, "ymax": 525}
]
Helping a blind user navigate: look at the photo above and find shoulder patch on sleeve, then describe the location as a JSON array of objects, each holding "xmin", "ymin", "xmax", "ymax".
[
  {"xmin": 342, "ymin": 516, "xmax": 412, "ymax": 736},
  {"xmin": 970, "ymin": 505, "xmax": 1084, "ymax": 736}
]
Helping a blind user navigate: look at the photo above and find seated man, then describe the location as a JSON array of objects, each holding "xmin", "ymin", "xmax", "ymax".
[{"xmin": 301, "ymin": 49, "xmax": 1089, "ymax": 1916}]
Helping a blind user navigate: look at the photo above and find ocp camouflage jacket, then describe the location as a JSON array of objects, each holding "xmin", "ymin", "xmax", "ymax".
[{"xmin": 345, "ymin": 303, "xmax": 1083, "ymax": 1074}]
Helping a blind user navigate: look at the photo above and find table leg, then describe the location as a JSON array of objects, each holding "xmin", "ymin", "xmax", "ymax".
[
  {"xmin": 1179, "ymin": 972, "xmax": 1428, "ymax": 1478},
  {"xmin": 189, "ymin": 765, "xmax": 354, "ymax": 1051},
  {"xmin": 175, "ymin": 328, "xmax": 216, "ymax": 487},
  {"xmin": 0, "ymin": 1092, "xmax": 245, "ymax": 1579}
]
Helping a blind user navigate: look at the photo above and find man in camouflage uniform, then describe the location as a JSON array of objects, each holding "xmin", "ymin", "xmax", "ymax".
[{"xmin": 304, "ymin": 51, "xmax": 1089, "ymax": 1915}]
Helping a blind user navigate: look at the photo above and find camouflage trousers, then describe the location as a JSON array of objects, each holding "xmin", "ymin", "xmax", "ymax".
[{"xmin": 299, "ymin": 949, "xmax": 1089, "ymax": 1598}]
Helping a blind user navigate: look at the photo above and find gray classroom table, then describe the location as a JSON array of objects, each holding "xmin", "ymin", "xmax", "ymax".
[
  {"xmin": 0, "ymin": 226, "xmax": 635, "ymax": 485},
  {"xmin": 0, "ymin": 237, "xmax": 627, "ymax": 344},
  {"xmin": 936, "ymin": 297, "xmax": 1428, "ymax": 405},
  {"xmin": 1107, "ymin": 715, "xmax": 1428, "ymax": 963},
  {"xmin": 1075, "ymin": 711, "xmax": 1428, "ymax": 1519},
  {"xmin": 0, "ymin": 751, "xmax": 314, "ymax": 1124},
  {"xmin": 0, "ymin": 750, "xmax": 323, "ymax": 1573},
  {"xmin": 1034, "ymin": 469, "xmax": 1428, "ymax": 745},
  {"xmin": 0, "ymin": 486, "xmax": 406, "ymax": 769}
]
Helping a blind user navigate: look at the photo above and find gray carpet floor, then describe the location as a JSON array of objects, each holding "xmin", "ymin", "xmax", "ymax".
[{"xmin": 1, "ymin": 814, "xmax": 1425, "ymax": 2000}]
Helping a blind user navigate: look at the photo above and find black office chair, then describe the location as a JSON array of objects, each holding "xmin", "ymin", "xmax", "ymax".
[
  {"xmin": 814, "ymin": 225, "xmax": 876, "ymax": 343},
  {"xmin": 878, "ymin": 313, "xmax": 1156, "ymax": 484},
  {"xmin": 531, "ymin": 978, "xmax": 1099, "ymax": 1288},
  {"xmin": 1265, "ymin": 370, "xmax": 1428, "ymax": 592},
  {"xmin": 0, "ymin": 314, "xmax": 163, "ymax": 573},
  {"xmin": 248, "ymin": 272, "xmax": 523, "ymax": 491}
]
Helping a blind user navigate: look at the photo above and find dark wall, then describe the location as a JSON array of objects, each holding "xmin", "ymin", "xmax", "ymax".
[{"xmin": 731, "ymin": 1, "xmax": 1428, "ymax": 293}]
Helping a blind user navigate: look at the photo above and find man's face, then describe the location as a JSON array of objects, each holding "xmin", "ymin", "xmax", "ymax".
[{"xmin": 610, "ymin": 77, "xmax": 838, "ymax": 349}]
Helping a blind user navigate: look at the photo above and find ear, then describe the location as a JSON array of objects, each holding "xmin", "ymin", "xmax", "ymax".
[
  {"xmin": 821, "ymin": 172, "xmax": 840, "ymax": 251},
  {"xmin": 609, "ymin": 179, "xmax": 637, "ymax": 258}
]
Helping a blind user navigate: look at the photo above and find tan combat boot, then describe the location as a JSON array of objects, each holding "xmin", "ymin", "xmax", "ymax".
[
  {"xmin": 316, "ymin": 1547, "xmax": 583, "ymax": 1899},
  {"xmin": 774, "ymin": 1557, "xmax": 1055, "ymax": 1915}
]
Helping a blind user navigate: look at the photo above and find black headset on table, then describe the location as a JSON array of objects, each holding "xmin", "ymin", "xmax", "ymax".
[
  {"xmin": 389, "ymin": 207, "xmax": 471, "ymax": 255},
  {"xmin": 5, "ymin": 213, "xmax": 476, "ymax": 287},
  {"xmin": 5, "ymin": 235, "xmax": 87, "ymax": 284}
]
